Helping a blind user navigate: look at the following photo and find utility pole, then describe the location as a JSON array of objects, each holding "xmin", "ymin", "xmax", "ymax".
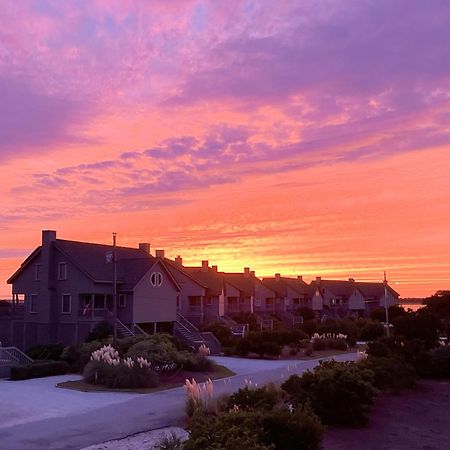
[
  {"xmin": 384, "ymin": 271, "xmax": 390, "ymax": 337},
  {"xmin": 112, "ymin": 232, "xmax": 118, "ymax": 347}
]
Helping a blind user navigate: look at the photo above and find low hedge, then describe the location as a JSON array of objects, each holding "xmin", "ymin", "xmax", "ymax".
[{"xmin": 10, "ymin": 360, "xmax": 69, "ymax": 380}]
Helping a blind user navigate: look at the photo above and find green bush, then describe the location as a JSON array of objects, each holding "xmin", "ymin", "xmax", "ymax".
[
  {"xmin": 185, "ymin": 407, "xmax": 324, "ymax": 450},
  {"xmin": 10, "ymin": 360, "xmax": 68, "ymax": 380},
  {"xmin": 260, "ymin": 405, "xmax": 324, "ymax": 450},
  {"xmin": 26, "ymin": 343, "xmax": 64, "ymax": 361},
  {"xmin": 126, "ymin": 333, "xmax": 181, "ymax": 373},
  {"xmin": 182, "ymin": 354, "xmax": 213, "ymax": 372},
  {"xmin": 61, "ymin": 340, "xmax": 105, "ymax": 372},
  {"xmin": 312, "ymin": 339, "xmax": 327, "ymax": 351},
  {"xmin": 358, "ymin": 321, "xmax": 385, "ymax": 341},
  {"xmin": 226, "ymin": 385, "xmax": 279, "ymax": 412},
  {"xmin": 201, "ymin": 321, "xmax": 235, "ymax": 346},
  {"xmin": 83, "ymin": 360, "xmax": 159, "ymax": 388},
  {"xmin": 358, "ymin": 356, "xmax": 416, "ymax": 392},
  {"xmin": 282, "ymin": 360, "xmax": 377, "ymax": 427},
  {"xmin": 85, "ymin": 320, "xmax": 116, "ymax": 342},
  {"xmin": 392, "ymin": 311, "xmax": 440, "ymax": 349},
  {"xmin": 428, "ymin": 346, "xmax": 450, "ymax": 378}
]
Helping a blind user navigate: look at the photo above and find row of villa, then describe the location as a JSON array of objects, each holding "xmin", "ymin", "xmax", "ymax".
[{"xmin": 0, "ymin": 231, "xmax": 399, "ymax": 350}]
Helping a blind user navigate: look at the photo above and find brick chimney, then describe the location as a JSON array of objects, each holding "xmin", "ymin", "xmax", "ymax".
[
  {"xmin": 275, "ymin": 273, "xmax": 281, "ymax": 281},
  {"xmin": 155, "ymin": 249, "xmax": 165, "ymax": 259},
  {"xmin": 201, "ymin": 260, "xmax": 209, "ymax": 272},
  {"xmin": 175, "ymin": 255, "xmax": 183, "ymax": 266},
  {"xmin": 349, "ymin": 277, "xmax": 355, "ymax": 282},
  {"xmin": 250, "ymin": 270, "xmax": 255, "ymax": 277},
  {"xmin": 297, "ymin": 275, "xmax": 303, "ymax": 281},
  {"xmin": 212, "ymin": 265, "xmax": 218, "ymax": 272},
  {"xmin": 244, "ymin": 267, "xmax": 250, "ymax": 278},
  {"xmin": 139, "ymin": 243, "xmax": 150, "ymax": 253},
  {"xmin": 316, "ymin": 276, "xmax": 322, "ymax": 283}
]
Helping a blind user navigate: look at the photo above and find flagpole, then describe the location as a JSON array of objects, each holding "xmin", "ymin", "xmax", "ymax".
[
  {"xmin": 384, "ymin": 271, "xmax": 390, "ymax": 337},
  {"xmin": 113, "ymin": 232, "xmax": 118, "ymax": 347}
]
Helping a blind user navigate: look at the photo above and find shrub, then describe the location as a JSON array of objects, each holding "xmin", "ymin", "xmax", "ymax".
[
  {"xmin": 183, "ymin": 354, "xmax": 213, "ymax": 372},
  {"xmin": 83, "ymin": 359, "xmax": 159, "ymax": 388},
  {"xmin": 260, "ymin": 405, "xmax": 324, "ymax": 450},
  {"xmin": 61, "ymin": 340, "xmax": 105, "ymax": 372},
  {"xmin": 85, "ymin": 320, "xmax": 115, "ymax": 342},
  {"xmin": 296, "ymin": 306, "xmax": 315, "ymax": 322},
  {"xmin": 10, "ymin": 360, "xmax": 68, "ymax": 380},
  {"xmin": 327, "ymin": 338, "xmax": 348, "ymax": 351},
  {"xmin": 312, "ymin": 339, "xmax": 327, "ymax": 351},
  {"xmin": 358, "ymin": 356, "xmax": 416, "ymax": 392},
  {"xmin": 226, "ymin": 385, "xmax": 279, "ymax": 412},
  {"xmin": 282, "ymin": 360, "xmax": 377, "ymax": 427},
  {"xmin": 126, "ymin": 333, "xmax": 181, "ymax": 373},
  {"xmin": 201, "ymin": 321, "xmax": 234, "ymax": 346},
  {"xmin": 26, "ymin": 343, "xmax": 64, "ymax": 361},
  {"xmin": 358, "ymin": 321, "xmax": 385, "ymax": 341},
  {"xmin": 428, "ymin": 346, "xmax": 450, "ymax": 378},
  {"xmin": 393, "ymin": 312, "xmax": 440, "ymax": 349}
]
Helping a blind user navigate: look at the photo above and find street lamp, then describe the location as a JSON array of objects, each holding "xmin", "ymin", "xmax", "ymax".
[{"xmin": 383, "ymin": 271, "xmax": 390, "ymax": 337}]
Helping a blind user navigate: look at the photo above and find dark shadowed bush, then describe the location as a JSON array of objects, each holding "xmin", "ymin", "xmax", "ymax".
[
  {"xmin": 26, "ymin": 343, "xmax": 64, "ymax": 361},
  {"xmin": 428, "ymin": 346, "xmax": 450, "ymax": 378},
  {"xmin": 83, "ymin": 360, "xmax": 159, "ymax": 388},
  {"xmin": 282, "ymin": 360, "xmax": 377, "ymax": 427},
  {"xmin": 358, "ymin": 321, "xmax": 385, "ymax": 341},
  {"xmin": 10, "ymin": 360, "xmax": 68, "ymax": 380},
  {"xmin": 226, "ymin": 385, "xmax": 279, "ymax": 412},
  {"xmin": 182, "ymin": 354, "xmax": 213, "ymax": 372},
  {"xmin": 85, "ymin": 321, "xmax": 116, "ymax": 342},
  {"xmin": 61, "ymin": 340, "xmax": 105, "ymax": 372},
  {"xmin": 358, "ymin": 356, "xmax": 416, "ymax": 392}
]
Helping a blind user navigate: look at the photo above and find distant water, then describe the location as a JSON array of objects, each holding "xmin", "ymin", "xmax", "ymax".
[{"xmin": 400, "ymin": 302, "xmax": 423, "ymax": 312}]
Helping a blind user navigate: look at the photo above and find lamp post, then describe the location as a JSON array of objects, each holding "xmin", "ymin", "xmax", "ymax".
[
  {"xmin": 383, "ymin": 271, "xmax": 390, "ymax": 337},
  {"xmin": 112, "ymin": 232, "xmax": 118, "ymax": 347}
]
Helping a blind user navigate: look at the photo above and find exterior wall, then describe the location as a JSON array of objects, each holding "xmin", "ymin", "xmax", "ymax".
[
  {"xmin": 311, "ymin": 288, "xmax": 323, "ymax": 311},
  {"xmin": 204, "ymin": 294, "xmax": 221, "ymax": 322},
  {"xmin": 348, "ymin": 289, "xmax": 366, "ymax": 310},
  {"xmin": 223, "ymin": 283, "xmax": 241, "ymax": 315},
  {"xmin": 377, "ymin": 290, "xmax": 398, "ymax": 308},
  {"xmin": 254, "ymin": 283, "xmax": 275, "ymax": 313},
  {"xmin": 133, "ymin": 262, "xmax": 178, "ymax": 323},
  {"xmin": 170, "ymin": 270, "xmax": 206, "ymax": 319}
]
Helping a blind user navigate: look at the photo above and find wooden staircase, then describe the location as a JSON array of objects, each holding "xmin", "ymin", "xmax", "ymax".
[{"xmin": 0, "ymin": 346, "xmax": 33, "ymax": 378}]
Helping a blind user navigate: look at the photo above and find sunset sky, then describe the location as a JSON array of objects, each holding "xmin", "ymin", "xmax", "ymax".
[{"xmin": 1, "ymin": 0, "xmax": 450, "ymax": 298}]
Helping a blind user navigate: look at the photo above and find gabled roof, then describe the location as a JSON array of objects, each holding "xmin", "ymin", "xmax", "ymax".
[
  {"xmin": 221, "ymin": 273, "xmax": 255, "ymax": 296},
  {"xmin": 8, "ymin": 238, "xmax": 180, "ymax": 291},
  {"xmin": 310, "ymin": 279, "xmax": 358, "ymax": 297},
  {"xmin": 183, "ymin": 267, "xmax": 224, "ymax": 296},
  {"xmin": 261, "ymin": 278, "xmax": 287, "ymax": 298},
  {"xmin": 280, "ymin": 277, "xmax": 311, "ymax": 296},
  {"xmin": 164, "ymin": 259, "xmax": 208, "ymax": 290},
  {"xmin": 7, "ymin": 246, "xmax": 41, "ymax": 283},
  {"xmin": 354, "ymin": 282, "xmax": 400, "ymax": 299}
]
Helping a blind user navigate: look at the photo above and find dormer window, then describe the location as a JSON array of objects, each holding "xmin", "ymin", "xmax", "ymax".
[
  {"xmin": 35, "ymin": 264, "xmax": 41, "ymax": 281},
  {"xmin": 58, "ymin": 262, "xmax": 67, "ymax": 280},
  {"xmin": 150, "ymin": 272, "xmax": 163, "ymax": 287}
]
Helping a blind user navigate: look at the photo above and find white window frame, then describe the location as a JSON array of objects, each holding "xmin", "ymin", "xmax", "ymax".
[
  {"xmin": 150, "ymin": 272, "xmax": 163, "ymax": 287},
  {"xmin": 35, "ymin": 264, "xmax": 41, "ymax": 281},
  {"xmin": 58, "ymin": 262, "xmax": 67, "ymax": 280},
  {"xmin": 119, "ymin": 294, "xmax": 126, "ymax": 307},
  {"xmin": 61, "ymin": 294, "xmax": 71, "ymax": 314},
  {"xmin": 30, "ymin": 294, "xmax": 38, "ymax": 313}
]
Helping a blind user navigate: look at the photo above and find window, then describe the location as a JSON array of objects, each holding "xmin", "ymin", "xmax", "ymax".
[
  {"xmin": 30, "ymin": 294, "xmax": 37, "ymax": 313},
  {"xmin": 150, "ymin": 272, "xmax": 163, "ymax": 287},
  {"xmin": 255, "ymin": 298, "xmax": 261, "ymax": 307},
  {"xmin": 62, "ymin": 294, "xmax": 71, "ymax": 314},
  {"xmin": 35, "ymin": 264, "xmax": 41, "ymax": 281},
  {"xmin": 58, "ymin": 262, "xmax": 67, "ymax": 280},
  {"xmin": 94, "ymin": 294, "xmax": 106, "ymax": 310},
  {"xmin": 206, "ymin": 296, "xmax": 212, "ymax": 306},
  {"xmin": 119, "ymin": 294, "xmax": 126, "ymax": 307}
]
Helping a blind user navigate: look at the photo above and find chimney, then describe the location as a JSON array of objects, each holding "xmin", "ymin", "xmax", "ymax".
[
  {"xmin": 316, "ymin": 276, "xmax": 321, "ymax": 283},
  {"xmin": 155, "ymin": 249, "xmax": 165, "ymax": 259},
  {"xmin": 275, "ymin": 273, "xmax": 281, "ymax": 281},
  {"xmin": 297, "ymin": 275, "xmax": 303, "ymax": 281},
  {"xmin": 212, "ymin": 265, "xmax": 218, "ymax": 272},
  {"xmin": 42, "ymin": 230, "xmax": 57, "ymax": 246},
  {"xmin": 244, "ymin": 267, "xmax": 250, "ymax": 278},
  {"xmin": 250, "ymin": 270, "xmax": 255, "ymax": 277},
  {"xmin": 201, "ymin": 260, "xmax": 209, "ymax": 272},
  {"xmin": 139, "ymin": 243, "xmax": 150, "ymax": 253},
  {"xmin": 175, "ymin": 255, "xmax": 183, "ymax": 266},
  {"xmin": 349, "ymin": 277, "xmax": 355, "ymax": 282}
]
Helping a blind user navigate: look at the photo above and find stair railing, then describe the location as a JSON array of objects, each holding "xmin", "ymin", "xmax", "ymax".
[{"xmin": 0, "ymin": 346, "xmax": 33, "ymax": 366}]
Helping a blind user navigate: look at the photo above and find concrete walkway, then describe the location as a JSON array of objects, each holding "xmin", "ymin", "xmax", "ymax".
[{"xmin": 0, "ymin": 353, "xmax": 358, "ymax": 450}]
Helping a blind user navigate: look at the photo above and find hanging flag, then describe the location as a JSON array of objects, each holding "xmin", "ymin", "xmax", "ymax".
[{"xmin": 105, "ymin": 251, "xmax": 113, "ymax": 264}]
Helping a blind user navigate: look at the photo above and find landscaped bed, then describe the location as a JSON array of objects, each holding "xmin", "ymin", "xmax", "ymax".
[{"xmin": 56, "ymin": 363, "xmax": 234, "ymax": 393}]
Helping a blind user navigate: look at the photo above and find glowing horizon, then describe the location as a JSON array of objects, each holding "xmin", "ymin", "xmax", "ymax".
[{"xmin": 1, "ymin": 1, "xmax": 450, "ymax": 298}]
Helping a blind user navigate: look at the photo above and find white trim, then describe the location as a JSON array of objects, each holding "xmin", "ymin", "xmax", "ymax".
[
  {"xmin": 150, "ymin": 271, "xmax": 163, "ymax": 287},
  {"xmin": 61, "ymin": 293, "xmax": 71, "ymax": 314},
  {"xmin": 58, "ymin": 262, "xmax": 67, "ymax": 280},
  {"xmin": 35, "ymin": 264, "xmax": 41, "ymax": 281},
  {"xmin": 30, "ymin": 293, "xmax": 38, "ymax": 314}
]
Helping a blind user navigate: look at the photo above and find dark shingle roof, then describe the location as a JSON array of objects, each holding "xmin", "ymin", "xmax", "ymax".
[
  {"xmin": 221, "ymin": 273, "xmax": 255, "ymax": 296},
  {"xmin": 261, "ymin": 278, "xmax": 287, "ymax": 297},
  {"xmin": 355, "ymin": 282, "xmax": 399, "ymax": 299},
  {"xmin": 183, "ymin": 267, "xmax": 224, "ymax": 296},
  {"xmin": 310, "ymin": 279, "xmax": 357, "ymax": 297}
]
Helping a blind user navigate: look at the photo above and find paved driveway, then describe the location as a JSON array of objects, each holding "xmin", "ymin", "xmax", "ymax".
[{"xmin": 0, "ymin": 353, "xmax": 358, "ymax": 450}]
